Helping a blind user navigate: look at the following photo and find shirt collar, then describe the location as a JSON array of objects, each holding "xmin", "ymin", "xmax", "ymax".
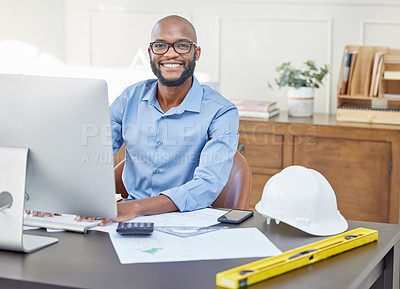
[
  {"xmin": 142, "ymin": 80, "xmax": 158, "ymax": 105},
  {"xmin": 178, "ymin": 76, "xmax": 202, "ymax": 113},
  {"xmin": 142, "ymin": 76, "xmax": 203, "ymax": 114}
]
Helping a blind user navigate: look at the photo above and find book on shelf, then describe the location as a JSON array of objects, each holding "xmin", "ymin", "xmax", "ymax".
[
  {"xmin": 373, "ymin": 53, "xmax": 385, "ymax": 96},
  {"xmin": 383, "ymin": 93, "xmax": 400, "ymax": 98},
  {"xmin": 231, "ymin": 99, "xmax": 277, "ymax": 112},
  {"xmin": 347, "ymin": 51, "xmax": 358, "ymax": 95},
  {"xmin": 369, "ymin": 52, "xmax": 385, "ymax": 97},
  {"xmin": 383, "ymin": 71, "xmax": 400, "ymax": 80},
  {"xmin": 337, "ymin": 48, "xmax": 348, "ymax": 93},
  {"xmin": 384, "ymin": 54, "xmax": 400, "ymax": 64},
  {"xmin": 238, "ymin": 108, "xmax": 280, "ymax": 119},
  {"xmin": 340, "ymin": 52, "xmax": 353, "ymax": 95}
]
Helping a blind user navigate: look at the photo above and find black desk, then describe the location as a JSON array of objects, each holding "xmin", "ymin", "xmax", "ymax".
[{"xmin": 1, "ymin": 212, "xmax": 399, "ymax": 289}]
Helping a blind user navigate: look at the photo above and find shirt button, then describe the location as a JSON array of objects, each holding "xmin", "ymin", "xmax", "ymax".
[
  {"xmin": 157, "ymin": 140, "xmax": 163, "ymax": 146},
  {"xmin": 154, "ymin": 169, "xmax": 160, "ymax": 174}
]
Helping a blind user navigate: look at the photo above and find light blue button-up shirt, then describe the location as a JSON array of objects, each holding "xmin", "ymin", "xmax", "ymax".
[{"xmin": 110, "ymin": 76, "xmax": 239, "ymax": 211}]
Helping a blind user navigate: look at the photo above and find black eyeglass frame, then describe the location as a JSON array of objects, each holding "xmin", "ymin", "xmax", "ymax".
[{"xmin": 149, "ymin": 40, "xmax": 197, "ymax": 55}]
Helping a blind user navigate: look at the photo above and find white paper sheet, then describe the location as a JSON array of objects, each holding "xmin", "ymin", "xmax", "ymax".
[
  {"xmin": 134, "ymin": 207, "xmax": 227, "ymax": 226},
  {"xmin": 93, "ymin": 207, "xmax": 227, "ymax": 234},
  {"xmin": 109, "ymin": 227, "xmax": 282, "ymax": 264},
  {"xmin": 23, "ymin": 226, "xmax": 40, "ymax": 231}
]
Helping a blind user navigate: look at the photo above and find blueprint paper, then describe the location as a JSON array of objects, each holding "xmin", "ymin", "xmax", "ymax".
[{"xmin": 109, "ymin": 227, "xmax": 282, "ymax": 264}]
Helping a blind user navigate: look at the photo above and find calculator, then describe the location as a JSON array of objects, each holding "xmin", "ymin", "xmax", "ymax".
[{"xmin": 116, "ymin": 222, "xmax": 154, "ymax": 235}]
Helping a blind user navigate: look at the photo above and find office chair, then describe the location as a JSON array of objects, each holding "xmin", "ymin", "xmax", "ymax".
[
  {"xmin": 114, "ymin": 159, "xmax": 129, "ymax": 198},
  {"xmin": 114, "ymin": 151, "xmax": 252, "ymax": 210},
  {"xmin": 210, "ymin": 151, "xmax": 252, "ymax": 210}
]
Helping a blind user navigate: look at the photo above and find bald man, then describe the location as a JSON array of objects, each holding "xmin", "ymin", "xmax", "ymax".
[{"xmin": 100, "ymin": 15, "xmax": 239, "ymax": 225}]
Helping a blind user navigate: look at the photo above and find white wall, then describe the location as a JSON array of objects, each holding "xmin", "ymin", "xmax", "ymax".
[
  {"xmin": 0, "ymin": 0, "xmax": 65, "ymax": 71},
  {"xmin": 2, "ymin": 0, "xmax": 400, "ymax": 113}
]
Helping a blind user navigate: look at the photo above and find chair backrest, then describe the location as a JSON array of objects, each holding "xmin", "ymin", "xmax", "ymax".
[
  {"xmin": 114, "ymin": 159, "xmax": 128, "ymax": 198},
  {"xmin": 113, "ymin": 151, "xmax": 252, "ymax": 209},
  {"xmin": 211, "ymin": 151, "xmax": 252, "ymax": 210}
]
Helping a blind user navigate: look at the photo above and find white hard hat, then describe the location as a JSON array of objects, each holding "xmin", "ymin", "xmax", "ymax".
[{"xmin": 255, "ymin": 166, "xmax": 348, "ymax": 236}]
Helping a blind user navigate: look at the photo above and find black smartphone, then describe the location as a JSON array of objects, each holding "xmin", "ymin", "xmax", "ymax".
[{"xmin": 217, "ymin": 209, "xmax": 254, "ymax": 224}]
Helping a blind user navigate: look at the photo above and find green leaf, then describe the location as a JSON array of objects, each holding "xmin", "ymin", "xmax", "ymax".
[{"xmin": 270, "ymin": 60, "xmax": 330, "ymax": 90}]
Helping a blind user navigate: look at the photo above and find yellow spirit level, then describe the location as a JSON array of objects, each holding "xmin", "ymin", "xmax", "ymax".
[{"xmin": 216, "ymin": 227, "xmax": 378, "ymax": 288}]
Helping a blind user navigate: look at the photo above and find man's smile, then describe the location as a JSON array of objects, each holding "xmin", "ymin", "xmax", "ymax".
[
  {"xmin": 161, "ymin": 62, "xmax": 183, "ymax": 70},
  {"xmin": 150, "ymin": 50, "xmax": 196, "ymax": 87}
]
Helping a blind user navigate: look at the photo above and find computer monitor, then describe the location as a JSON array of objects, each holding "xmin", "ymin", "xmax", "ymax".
[{"xmin": 0, "ymin": 74, "xmax": 117, "ymax": 252}]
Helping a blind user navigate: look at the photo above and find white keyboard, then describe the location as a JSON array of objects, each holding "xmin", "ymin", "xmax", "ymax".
[{"xmin": 24, "ymin": 214, "xmax": 102, "ymax": 233}]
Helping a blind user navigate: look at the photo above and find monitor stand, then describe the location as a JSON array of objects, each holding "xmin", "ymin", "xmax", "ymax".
[{"xmin": 0, "ymin": 146, "xmax": 58, "ymax": 253}]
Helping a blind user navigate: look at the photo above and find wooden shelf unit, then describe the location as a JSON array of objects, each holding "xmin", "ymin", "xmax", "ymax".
[{"xmin": 337, "ymin": 45, "xmax": 400, "ymax": 125}]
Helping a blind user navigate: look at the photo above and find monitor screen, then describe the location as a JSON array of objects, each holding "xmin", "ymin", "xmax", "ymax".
[{"xmin": 0, "ymin": 74, "xmax": 117, "ymax": 219}]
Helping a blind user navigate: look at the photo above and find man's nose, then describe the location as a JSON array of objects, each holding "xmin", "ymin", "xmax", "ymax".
[{"xmin": 164, "ymin": 45, "xmax": 179, "ymax": 57}]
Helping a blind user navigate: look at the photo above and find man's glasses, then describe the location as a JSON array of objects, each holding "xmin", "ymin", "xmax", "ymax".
[{"xmin": 149, "ymin": 41, "xmax": 197, "ymax": 55}]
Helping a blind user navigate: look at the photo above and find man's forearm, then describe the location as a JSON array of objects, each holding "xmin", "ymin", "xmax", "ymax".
[
  {"xmin": 113, "ymin": 194, "xmax": 179, "ymax": 223},
  {"xmin": 129, "ymin": 194, "xmax": 179, "ymax": 216}
]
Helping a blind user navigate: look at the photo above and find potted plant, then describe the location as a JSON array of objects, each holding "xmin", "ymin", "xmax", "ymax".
[{"xmin": 271, "ymin": 60, "xmax": 329, "ymax": 117}]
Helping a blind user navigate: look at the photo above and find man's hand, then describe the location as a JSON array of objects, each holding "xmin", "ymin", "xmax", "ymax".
[
  {"xmin": 74, "ymin": 200, "xmax": 139, "ymax": 225},
  {"xmin": 100, "ymin": 200, "xmax": 140, "ymax": 226},
  {"xmin": 99, "ymin": 195, "xmax": 179, "ymax": 226}
]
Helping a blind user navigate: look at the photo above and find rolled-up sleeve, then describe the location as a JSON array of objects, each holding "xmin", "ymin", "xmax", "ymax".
[{"xmin": 161, "ymin": 105, "xmax": 239, "ymax": 211}]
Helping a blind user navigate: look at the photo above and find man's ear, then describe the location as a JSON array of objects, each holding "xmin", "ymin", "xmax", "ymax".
[{"xmin": 195, "ymin": 46, "xmax": 201, "ymax": 61}]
